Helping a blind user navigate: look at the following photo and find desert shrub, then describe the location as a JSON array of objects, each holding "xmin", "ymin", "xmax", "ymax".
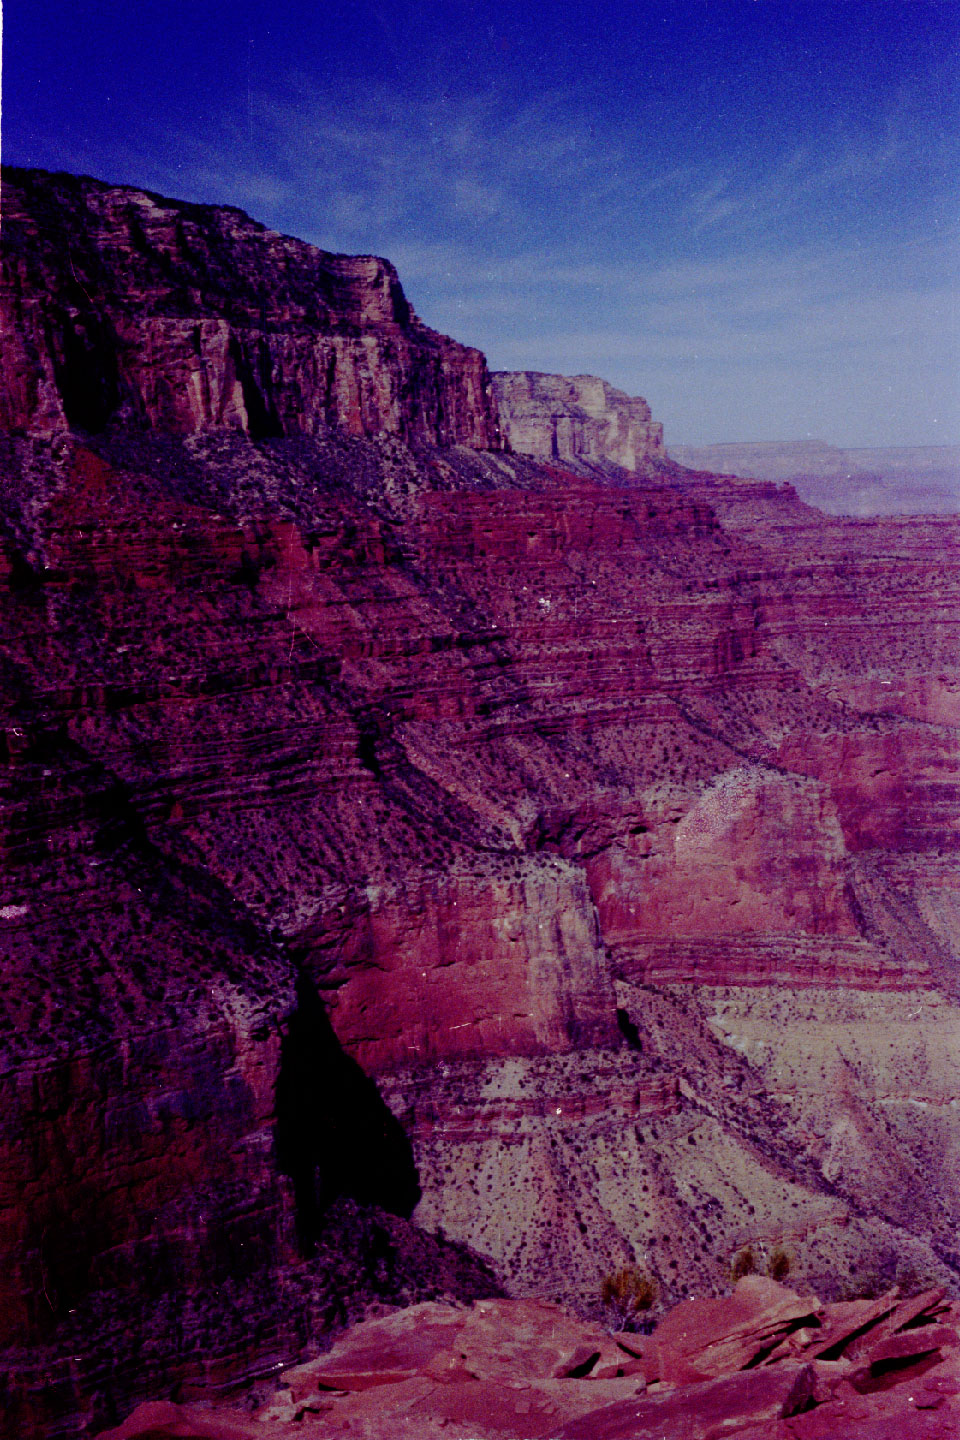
[
  {"xmin": 766, "ymin": 1247, "xmax": 791, "ymax": 1281},
  {"xmin": 838, "ymin": 1248, "xmax": 903, "ymax": 1302},
  {"xmin": 893, "ymin": 1260, "xmax": 942, "ymax": 1298},
  {"xmin": 730, "ymin": 1246, "xmax": 757, "ymax": 1281},
  {"xmin": 600, "ymin": 1265, "xmax": 658, "ymax": 1330},
  {"xmin": 840, "ymin": 1269, "xmax": 885, "ymax": 1301}
]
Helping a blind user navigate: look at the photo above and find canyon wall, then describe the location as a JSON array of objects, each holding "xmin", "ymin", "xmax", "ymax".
[
  {"xmin": 2, "ymin": 170, "xmax": 960, "ymax": 1438},
  {"xmin": 0, "ymin": 167, "xmax": 502, "ymax": 449},
  {"xmin": 491, "ymin": 370, "xmax": 665, "ymax": 471}
]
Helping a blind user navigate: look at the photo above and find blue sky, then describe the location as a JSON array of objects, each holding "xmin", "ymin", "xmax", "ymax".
[{"xmin": 5, "ymin": 1, "xmax": 959, "ymax": 445}]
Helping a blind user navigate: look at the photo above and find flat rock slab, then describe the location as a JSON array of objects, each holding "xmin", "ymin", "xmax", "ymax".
[
  {"xmin": 646, "ymin": 1275, "xmax": 819, "ymax": 1381},
  {"xmin": 785, "ymin": 1395, "xmax": 960, "ymax": 1439},
  {"xmin": 281, "ymin": 1303, "xmax": 468, "ymax": 1397},
  {"xmin": 557, "ymin": 1363, "xmax": 814, "ymax": 1439},
  {"xmin": 98, "ymin": 1399, "xmax": 313, "ymax": 1439},
  {"xmin": 304, "ymin": 1376, "xmax": 643, "ymax": 1440},
  {"xmin": 863, "ymin": 1323, "xmax": 958, "ymax": 1366},
  {"xmin": 454, "ymin": 1298, "xmax": 624, "ymax": 1381},
  {"xmin": 807, "ymin": 1291, "xmax": 901, "ymax": 1360},
  {"xmin": 101, "ymin": 1286, "xmax": 960, "ymax": 1440},
  {"xmin": 282, "ymin": 1296, "xmax": 620, "ymax": 1400}
]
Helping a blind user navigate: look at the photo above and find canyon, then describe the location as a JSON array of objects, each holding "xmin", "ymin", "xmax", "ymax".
[
  {"xmin": 669, "ymin": 440, "xmax": 960, "ymax": 516},
  {"xmin": 1, "ymin": 166, "xmax": 959, "ymax": 1439}
]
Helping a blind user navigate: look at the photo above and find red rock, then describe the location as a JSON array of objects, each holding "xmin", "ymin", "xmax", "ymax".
[
  {"xmin": 557, "ymin": 1363, "xmax": 814, "ymax": 1439},
  {"xmin": 807, "ymin": 1293, "xmax": 901, "ymax": 1360},
  {"xmin": 785, "ymin": 1393, "xmax": 960, "ymax": 1439},
  {"xmin": 3, "ymin": 169, "xmax": 960, "ymax": 1440},
  {"xmin": 281, "ymin": 1297, "xmax": 621, "ymax": 1400},
  {"xmin": 310, "ymin": 865, "xmax": 617, "ymax": 1073},
  {"xmin": 726, "ymin": 1426, "xmax": 795, "ymax": 1440},
  {"xmin": 0, "ymin": 168, "xmax": 502, "ymax": 449},
  {"xmin": 285, "ymin": 1374, "xmax": 641, "ymax": 1440},
  {"xmin": 92, "ymin": 1287, "xmax": 960, "ymax": 1440},
  {"xmin": 862, "ymin": 1325, "xmax": 958, "ymax": 1367},
  {"xmin": 98, "ymin": 1400, "xmax": 277, "ymax": 1438},
  {"xmin": 281, "ymin": 1303, "xmax": 466, "ymax": 1396},
  {"xmin": 645, "ymin": 1277, "xmax": 819, "ymax": 1381},
  {"xmin": 919, "ymin": 1364, "xmax": 960, "ymax": 1395},
  {"xmin": 454, "ymin": 1299, "xmax": 626, "ymax": 1382},
  {"xmin": 872, "ymin": 1286, "xmax": 949, "ymax": 1341}
]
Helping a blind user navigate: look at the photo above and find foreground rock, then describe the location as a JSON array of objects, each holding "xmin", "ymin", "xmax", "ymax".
[{"xmin": 100, "ymin": 1280, "xmax": 960, "ymax": 1438}]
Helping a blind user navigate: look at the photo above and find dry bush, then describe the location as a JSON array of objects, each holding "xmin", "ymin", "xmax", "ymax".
[
  {"xmin": 600, "ymin": 1265, "xmax": 658, "ymax": 1330},
  {"xmin": 729, "ymin": 1246, "xmax": 757, "ymax": 1282},
  {"xmin": 766, "ymin": 1247, "xmax": 792, "ymax": 1281}
]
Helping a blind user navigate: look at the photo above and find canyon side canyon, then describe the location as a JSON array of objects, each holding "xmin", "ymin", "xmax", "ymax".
[{"xmin": 2, "ymin": 167, "xmax": 960, "ymax": 1439}]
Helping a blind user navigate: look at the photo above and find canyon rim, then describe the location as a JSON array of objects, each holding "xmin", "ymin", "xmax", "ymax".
[{"xmin": 1, "ymin": 167, "xmax": 960, "ymax": 1438}]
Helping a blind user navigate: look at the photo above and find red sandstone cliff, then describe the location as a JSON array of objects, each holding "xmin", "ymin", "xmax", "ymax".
[
  {"xmin": 0, "ymin": 167, "xmax": 502, "ymax": 448},
  {"xmin": 2, "ymin": 170, "xmax": 960, "ymax": 1439}
]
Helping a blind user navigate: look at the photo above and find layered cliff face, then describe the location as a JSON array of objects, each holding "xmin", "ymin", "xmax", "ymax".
[
  {"xmin": 491, "ymin": 370, "xmax": 665, "ymax": 471},
  {"xmin": 0, "ymin": 167, "xmax": 502, "ymax": 449},
  {"xmin": 2, "ymin": 170, "xmax": 960, "ymax": 1438}
]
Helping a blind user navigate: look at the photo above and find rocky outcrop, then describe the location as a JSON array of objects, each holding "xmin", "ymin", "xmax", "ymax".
[
  {"xmin": 2, "ymin": 172, "xmax": 960, "ymax": 1438},
  {"xmin": 490, "ymin": 371, "xmax": 665, "ymax": 471},
  {"xmin": 0, "ymin": 167, "xmax": 502, "ymax": 448},
  {"xmin": 101, "ymin": 1280, "xmax": 960, "ymax": 1439},
  {"xmin": 306, "ymin": 862, "xmax": 617, "ymax": 1073}
]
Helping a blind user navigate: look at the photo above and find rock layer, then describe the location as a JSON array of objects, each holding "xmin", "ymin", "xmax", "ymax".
[
  {"xmin": 0, "ymin": 167, "xmax": 502, "ymax": 448},
  {"xmin": 1, "ymin": 172, "xmax": 960, "ymax": 1438},
  {"xmin": 491, "ymin": 371, "xmax": 665, "ymax": 471}
]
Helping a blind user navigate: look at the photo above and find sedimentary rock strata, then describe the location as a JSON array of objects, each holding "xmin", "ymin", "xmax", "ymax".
[
  {"xmin": 1, "ymin": 169, "xmax": 959, "ymax": 1438},
  {"xmin": 0, "ymin": 168, "xmax": 502, "ymax": 448},
  {"xmin": 491, "ymin": 370, "xmax": 665, "ymax": 471}
]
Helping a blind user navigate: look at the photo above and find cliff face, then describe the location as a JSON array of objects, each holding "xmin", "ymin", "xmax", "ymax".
[
  {"xmin": 491, "ymin": 370, "xmax": 665, "ymax": 471},
  {"xmin": 2, "ymin": 171, "xmax": 960, "ymax": 1439},
  {"xmin": 0, "ymin": 168, "xmax": 502, "ymax": 448}
]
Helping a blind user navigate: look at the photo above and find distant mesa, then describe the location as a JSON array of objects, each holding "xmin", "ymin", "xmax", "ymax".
[
  {"xmin": 491, "ymin": 370, "xmax": 666, "ymax": 473},
  {"xmin": 670, "ymin": 438, "xmax": 960, "ymax": 516}
]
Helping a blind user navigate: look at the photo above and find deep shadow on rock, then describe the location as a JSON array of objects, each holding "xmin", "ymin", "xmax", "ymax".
[{"xmin": 275, "ymin": 969, "xmax": 422, "ymax": 1249}]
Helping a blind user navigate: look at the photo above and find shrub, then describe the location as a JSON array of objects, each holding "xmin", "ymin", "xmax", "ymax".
[
  {"xmin": 600, "ymin": 1265, "xmax": 658, "ymax": 1330},
  {"xmin": 766, "ymin": 1247, "xmax": 791, "ymax": 1281},
  {"xmin": 730, "ymin": 1246, "xmax": 757, "ymax": 1281},
  {"xmin": 841, "ymin": 1269, "xmax": 885, "ymax": 1301}
]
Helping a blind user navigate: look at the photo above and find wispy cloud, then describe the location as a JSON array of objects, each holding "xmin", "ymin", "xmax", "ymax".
[{"xmin": 17, "ymin": 68, "xmax": 957, "ymax": 448}]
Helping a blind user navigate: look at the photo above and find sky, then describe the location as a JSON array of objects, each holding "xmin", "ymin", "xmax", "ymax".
[{"xmin": 4, "ymin": 0, "xmax": 959, "ymax": 446}]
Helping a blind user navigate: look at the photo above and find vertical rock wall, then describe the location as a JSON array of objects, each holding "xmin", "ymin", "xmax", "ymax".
[
  {"xmin": 0, "ymin": 167, "xmax": 503, "ymax": 449},
  {"xmin": 490, "ymin": 370, "xmax": 665, "ymax": 470}
]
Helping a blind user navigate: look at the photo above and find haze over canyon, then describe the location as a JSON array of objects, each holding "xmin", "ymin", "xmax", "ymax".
[{"xmin": 2, "ymin": 167, "xmax": 960, "ymax": 1440}]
